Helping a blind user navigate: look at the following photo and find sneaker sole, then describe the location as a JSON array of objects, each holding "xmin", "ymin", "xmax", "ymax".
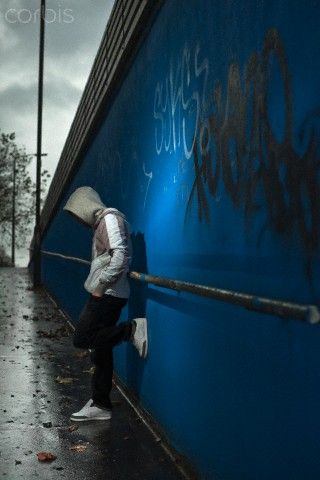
[
  {"xmin": 141, "ymin": 319, "xmax": 148, "ymax": 359},
  {"xmin": 70, "ymin": 415, "xmax": 112, "ymax": 422},
  {"xmin": 132, "ymin": 317, "xmax": 148, "ymax": 359},
  {"xmin": 141, "ymin": 340, "xmax": 147, "ymax": 359}
]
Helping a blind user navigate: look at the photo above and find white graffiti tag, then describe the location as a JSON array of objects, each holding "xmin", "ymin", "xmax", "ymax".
[{"xmin": 154, "ymin": 44, "xmax": 209, "ymax": 159}]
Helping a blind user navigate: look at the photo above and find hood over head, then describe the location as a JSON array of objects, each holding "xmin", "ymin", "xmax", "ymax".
[{"xmin": 63, "ymin": 186, "xmax": 106, "ymax": 227}]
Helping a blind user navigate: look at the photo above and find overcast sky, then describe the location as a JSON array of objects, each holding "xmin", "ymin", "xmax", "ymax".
[{"xmin": 0, "ymin": 0, "xmax": 114, "ymax": 264}]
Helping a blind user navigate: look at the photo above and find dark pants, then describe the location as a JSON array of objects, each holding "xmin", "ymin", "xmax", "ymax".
[{"xmin": 73, "ymin": 294, "xmax": 129, "ymax": 409}]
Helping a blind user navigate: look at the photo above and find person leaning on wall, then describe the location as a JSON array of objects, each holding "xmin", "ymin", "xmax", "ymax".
[{"xmin": 63, "ymin": 186, "xmax": 148, "ymax": 422}]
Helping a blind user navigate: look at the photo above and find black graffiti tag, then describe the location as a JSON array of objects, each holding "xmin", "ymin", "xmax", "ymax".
[{"xmin": 186, "ymin": 29, "xmax": 320, "ymax": 254}]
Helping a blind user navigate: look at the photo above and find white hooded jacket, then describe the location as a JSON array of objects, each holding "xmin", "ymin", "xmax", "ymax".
[{"xmin": 63, "ymin": 186, "xmax": 132, "ymax": 299}]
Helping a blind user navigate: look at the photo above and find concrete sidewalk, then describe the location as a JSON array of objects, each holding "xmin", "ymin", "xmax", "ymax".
[{"xmin": 0, "ymin": 268, "xmax": 185, "ymax": 480}]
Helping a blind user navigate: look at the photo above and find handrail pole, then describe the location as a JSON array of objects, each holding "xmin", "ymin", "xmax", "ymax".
[
  {"xmin": 40, "ymin": 249, "xmax": 90, "ymax": 266},
  {"xmin": 37, "ymin": 249, "xmax": 320, "ymax": 324},
  {"xmin": 129, "ymin": 272, "xmax": 319, "ymax": 324}
]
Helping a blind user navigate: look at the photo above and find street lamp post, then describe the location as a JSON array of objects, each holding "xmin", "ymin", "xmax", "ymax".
[
  {"xmin": 11, "ymin": 152, "xmax": 17, "ymax": 267},
  {"xmin": 33, "ymin": 0, "xmax": 46, "ymax": 288}
]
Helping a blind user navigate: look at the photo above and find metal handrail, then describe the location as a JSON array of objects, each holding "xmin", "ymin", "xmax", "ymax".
[
  {"xmin": 40, "ymin": 249, "xmax": 320, "ymax": 324},
  {"xmin": 41, "ymin": 250, "xmax": 90, "ymax": 266}
]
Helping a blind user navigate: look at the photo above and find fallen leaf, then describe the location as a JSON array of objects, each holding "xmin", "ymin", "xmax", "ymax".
[
  {"xmin": 55, "ymin": 376, "xmax": 75, "ymax": 384},
  {"xmin": 69, "ymin": 444, "xmax": 87, "ymax": 453},
  {"xmin": 82, "ymin": 367, "xmax": 95, "ymax": 375},
  {"xmin": 37, "ymin": 452, "xmax": 57, "ymax": 462},
  {"xmin": 74, "ymin": 351, "xmax": 89, "ymax": 359},
  {"xmin": 68, "ymin": 425, "xmax": 79, "ymax": 432}
]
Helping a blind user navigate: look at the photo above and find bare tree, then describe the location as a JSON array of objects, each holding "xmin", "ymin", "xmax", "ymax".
[{"xmin": 0, "ymin": 130, "xmax": 50, "ymax": 258}]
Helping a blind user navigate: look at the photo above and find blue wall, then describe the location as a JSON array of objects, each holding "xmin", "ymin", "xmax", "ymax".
[{"xmin": 42, "ymin": 1, "xmax": 320, "ymax": 478}]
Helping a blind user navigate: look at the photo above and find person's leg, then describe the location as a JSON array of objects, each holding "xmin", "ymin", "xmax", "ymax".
[
  {"xmin": 73, "ymin": 295, "xmax": 131, "ymax": 350},
  {"xmin": 71, "ymin": 296, "xmax": 148, "ymax": 421},
  {"xmin": 73, "ymin": 297, "xmax": 102, "ymax": 349},
  {"xmin": 73, "ymin": 295, "xmax": 130, "ymax": 410},
  {"xmin": 89, "ymin": 296, "xmax": 129, "ymax": 409},
  {"xmin": 90, "ymin": 348, "xmax": 113, "ymax": 409}
]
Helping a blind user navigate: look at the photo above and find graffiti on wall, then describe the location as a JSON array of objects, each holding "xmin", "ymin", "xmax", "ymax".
[
  {"xmin": 154, "ymin": 29, "xmax": 320, "ymax": 253},
  {"xmin": 153, "ymin": 43, "xmax": 209, "ymax": 160}
]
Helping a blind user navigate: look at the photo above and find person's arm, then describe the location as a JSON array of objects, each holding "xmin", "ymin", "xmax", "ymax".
[{"xmin": 92, "ymin": 214, "xmax": 129, "ymax": 297}]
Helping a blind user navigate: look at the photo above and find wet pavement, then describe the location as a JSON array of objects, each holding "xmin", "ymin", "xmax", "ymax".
[{"xmin": 0, "ymin": 268, "xmax": 185, "ymax": 480}]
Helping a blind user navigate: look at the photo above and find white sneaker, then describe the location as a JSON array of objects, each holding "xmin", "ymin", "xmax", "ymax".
[
  {"xmin": 70, "ymin": 399, "xmax": 112, "ymax": 422},
  {"xmin": 131, "ymin": 318, "xmax": 148, "ymax": 359}
]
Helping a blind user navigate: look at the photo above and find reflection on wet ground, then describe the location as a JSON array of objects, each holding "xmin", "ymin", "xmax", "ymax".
[{"xmin": 0, "ymin": 268, "xmax": 184, "ymax": 479}]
